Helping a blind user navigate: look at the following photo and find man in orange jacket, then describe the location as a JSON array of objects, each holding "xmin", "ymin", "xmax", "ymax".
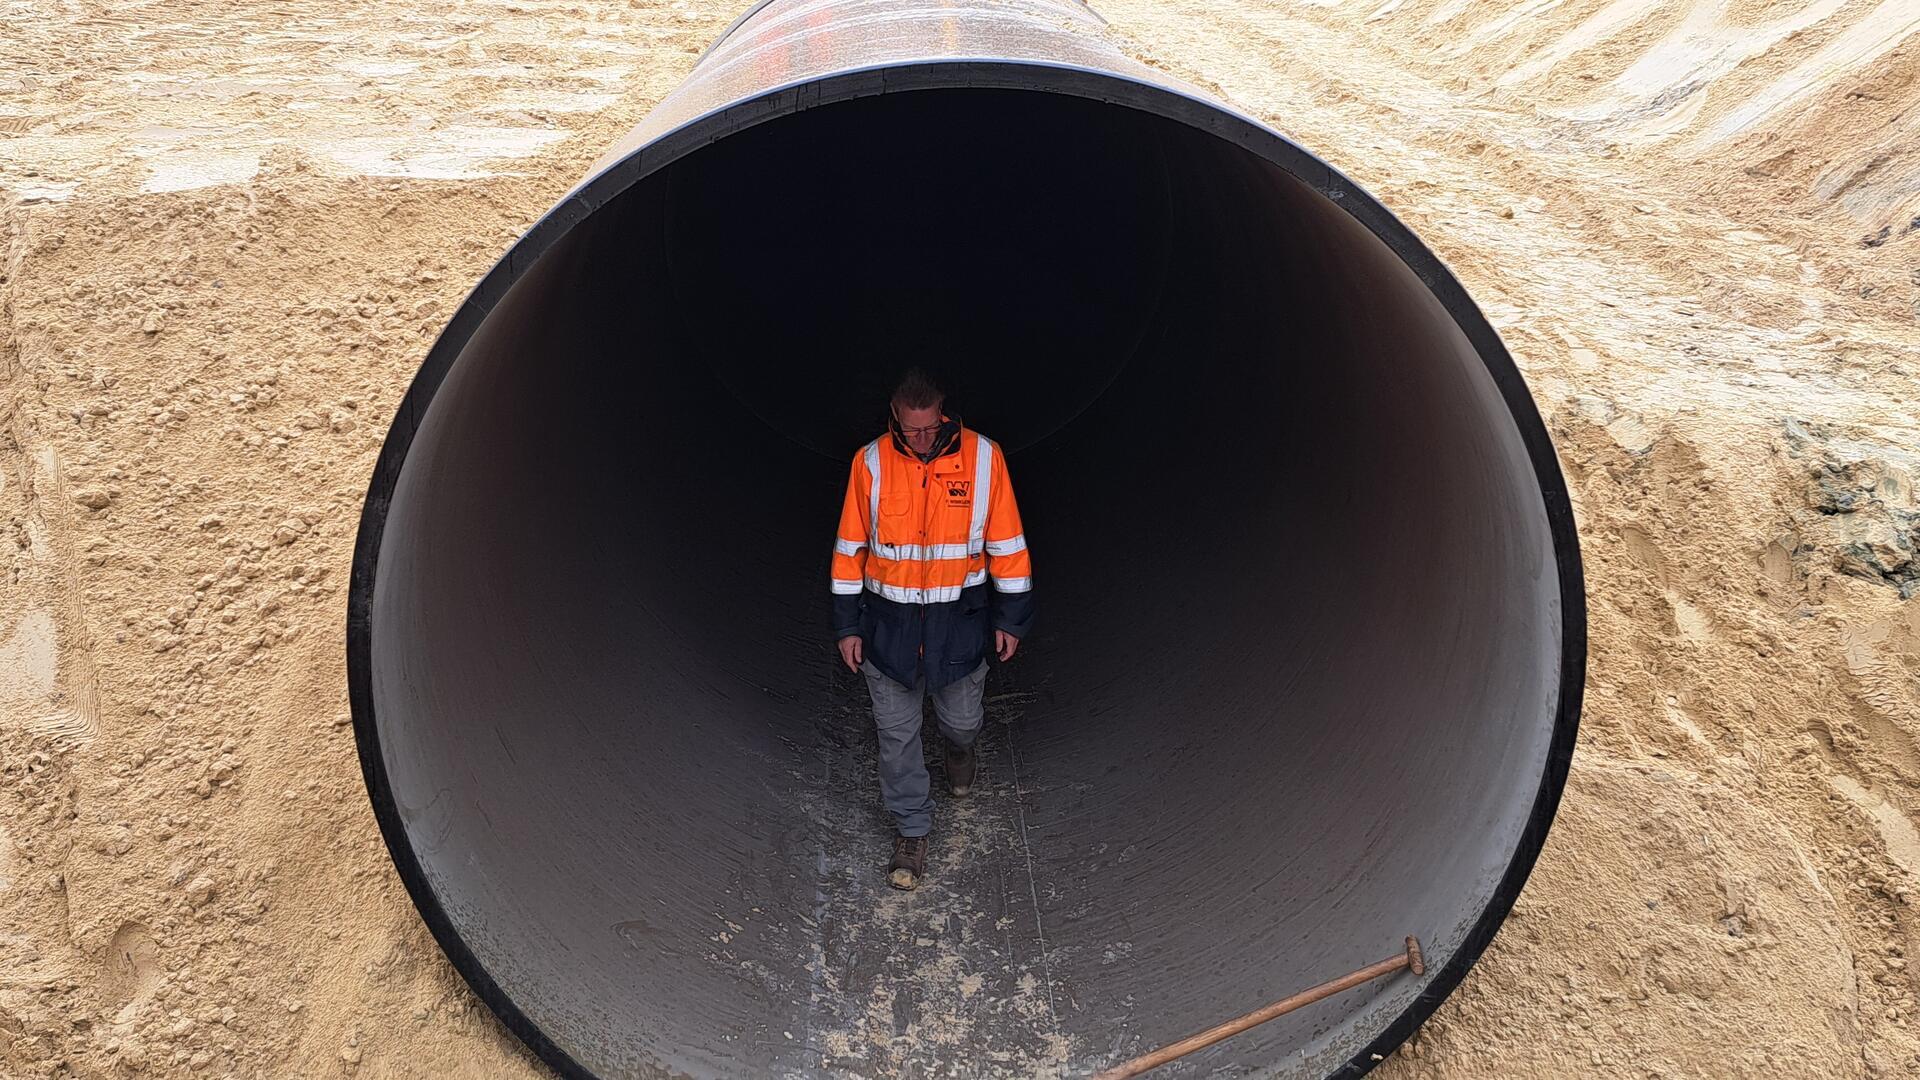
[{"xmin": 830, "ymin": 369, "xmax": 1035, "ymax": 889}]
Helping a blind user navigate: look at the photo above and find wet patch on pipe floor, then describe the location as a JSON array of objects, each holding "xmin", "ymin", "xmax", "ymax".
[{"xmin": 749, "ymin": 680, "xmax": 1080, "ymax": 1078}]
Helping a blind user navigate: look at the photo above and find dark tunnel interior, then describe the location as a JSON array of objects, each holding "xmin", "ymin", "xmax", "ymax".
[{"xmin": 365, "ymin": 88, "xmax": 1566, "ymax": 1078}]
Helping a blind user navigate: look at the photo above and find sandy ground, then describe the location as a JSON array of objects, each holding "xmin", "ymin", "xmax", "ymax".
[{"xmin": 4, "ymin": 0, "xmax": 1920, "ymax": 1077}]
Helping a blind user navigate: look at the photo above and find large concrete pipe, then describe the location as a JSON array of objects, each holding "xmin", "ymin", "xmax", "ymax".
[{"xmin": 346, "ymin": 1, "xmax": 1586, "ymax": 1077}]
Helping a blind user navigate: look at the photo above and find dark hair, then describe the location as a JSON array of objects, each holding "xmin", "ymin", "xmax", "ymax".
[{"xmin": 890, "ymin": 367, "xmax": 944, "ymax": 411}]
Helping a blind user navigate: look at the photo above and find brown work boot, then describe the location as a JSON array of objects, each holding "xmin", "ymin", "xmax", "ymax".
[
  {"xmin": 945, "ymin": 738, "xmax": 976, "ymax": 797},
  {"xmin": 889, "ymin": 833, "xmax": 929, "ymax": 890}
]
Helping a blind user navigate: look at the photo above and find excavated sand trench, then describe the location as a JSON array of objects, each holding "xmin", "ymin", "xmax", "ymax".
[{"xmin": 2, "ymin": 1, "xmax": 1919, "ymax": 1078}]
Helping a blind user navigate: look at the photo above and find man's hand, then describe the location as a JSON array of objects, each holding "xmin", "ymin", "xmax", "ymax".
[
  {"xmin": 995, "ymin": 629, "xmax": 1020, "ymax": 662},
  {"xmin": 838, "ymin": 635, "xmax": 863, "ymax": 672}
]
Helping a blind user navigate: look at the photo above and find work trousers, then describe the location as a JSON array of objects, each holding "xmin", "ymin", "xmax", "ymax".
[{"xmin": 858, "ymin": 656, "xmax": 988, "ymax": 837}]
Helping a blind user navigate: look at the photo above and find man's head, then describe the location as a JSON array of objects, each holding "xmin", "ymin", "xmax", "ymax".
[{"xmin": 890, "ymin": 368, "xmax": 946, "ymax": 457}]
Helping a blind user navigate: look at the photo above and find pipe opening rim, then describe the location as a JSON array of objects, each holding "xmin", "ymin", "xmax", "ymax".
[{"xmin": 346, "ymin": 56, "xmax": 1588, "ymax": 1080}]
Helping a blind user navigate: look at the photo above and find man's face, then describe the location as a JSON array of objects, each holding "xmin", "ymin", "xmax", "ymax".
[{"xmin": 893, "ymin": 400, "xmax": 943, "ymax": 455}]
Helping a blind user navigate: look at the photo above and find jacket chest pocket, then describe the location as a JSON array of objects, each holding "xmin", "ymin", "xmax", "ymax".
[{"xmin": 877, "ymin": 492, "xmax": 914, "ymax": 546}]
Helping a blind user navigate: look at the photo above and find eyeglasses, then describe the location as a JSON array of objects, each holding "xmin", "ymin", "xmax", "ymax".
[{"xmin": 891, "ymin": 413, "xmax": 944, "ymax": 438}]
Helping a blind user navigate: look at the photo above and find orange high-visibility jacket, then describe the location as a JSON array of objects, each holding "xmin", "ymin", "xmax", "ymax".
[{"xmin": 830, "ymin": 423, "xmax": 1034, "ymax": 690}]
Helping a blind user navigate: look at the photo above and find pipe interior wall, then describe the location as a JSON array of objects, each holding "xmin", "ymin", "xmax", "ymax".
[{"xmin": 360, "ymin": 85, "xmax": 1573, "ymax": 1080}]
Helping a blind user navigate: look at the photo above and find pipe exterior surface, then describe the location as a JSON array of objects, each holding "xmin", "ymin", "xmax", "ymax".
[{"xmin": 348, "ymin": 2, "xmax": 1586, "ymax": 1077}]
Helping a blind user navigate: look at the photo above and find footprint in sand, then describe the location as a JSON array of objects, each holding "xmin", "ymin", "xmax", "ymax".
[{"xmin": 98, "ymin": 921, "xmax": 163, "ymax": 1023}]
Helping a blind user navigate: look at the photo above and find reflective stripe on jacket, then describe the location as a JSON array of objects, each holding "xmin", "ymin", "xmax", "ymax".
[{"xmin": 830, "ymin": 425, "xmax": 1035, "ymax": 691}]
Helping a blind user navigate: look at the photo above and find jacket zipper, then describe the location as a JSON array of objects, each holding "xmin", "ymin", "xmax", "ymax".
[{"xmin": 919, "ymin": 459, "xmax": 929, "ymax": 680}]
